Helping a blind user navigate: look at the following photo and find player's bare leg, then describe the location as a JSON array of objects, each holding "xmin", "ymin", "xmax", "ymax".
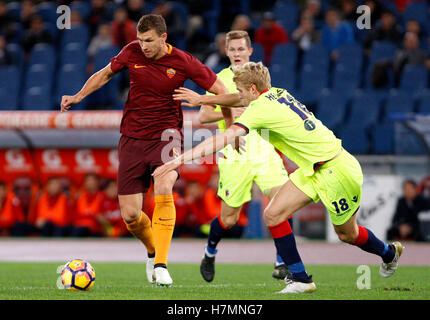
[
  {"xmin": 201, "ymin": 202, "xmax": 242, "ymax": 282},
  {"xmin": 119, "ymin": 193, "xmax": 156, "ymax": 283},
  {"xmin": 265, "ymin": 185, "xmax": 292, "ymax": 280},
  {"xmin": 263, "ymin": 180, "xmax": 316, "ymax": 293},
  {"xmin": 152, "ymin": 170, "xmax": 178, "ymax": 286},
  {"xmin": 333, "ymin": 212, "xmax": 403, "ymax": 278}
]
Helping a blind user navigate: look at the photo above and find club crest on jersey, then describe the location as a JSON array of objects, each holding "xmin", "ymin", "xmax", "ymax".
[
  {"xmin": 166, "ymin": 68, "xmax": 176, "ymax": 79},
  {"xmin": 304, "ymin": 119, "xmax": 316, "ymax": 131}
]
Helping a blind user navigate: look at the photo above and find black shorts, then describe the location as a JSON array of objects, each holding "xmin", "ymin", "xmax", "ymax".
[{"xmin": 117, "ymin": 135, "xmax": 183, "ymax": 195}]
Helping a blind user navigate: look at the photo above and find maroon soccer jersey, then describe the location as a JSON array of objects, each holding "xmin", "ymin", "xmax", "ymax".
[{"xmin": 110, "ymin": 41, "xmax": 217, "ymax": 139}]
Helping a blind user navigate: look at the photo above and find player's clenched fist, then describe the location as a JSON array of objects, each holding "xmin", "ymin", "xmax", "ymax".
[{"xmin": 60, "ymin": 95, "xmax": 81, "ymax": 112}]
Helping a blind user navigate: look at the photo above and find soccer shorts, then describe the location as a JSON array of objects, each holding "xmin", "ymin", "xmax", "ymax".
[
  {"xmin": 290, "ymin": 149, "xmax": 363, "ymax": 226},
  {"xmin": 217, "ymin": 149, "xmax": 289, "ymax": 208},
  {"xmin": 118, "ymin": 135, "xmax": 182, "ymax": 195}
]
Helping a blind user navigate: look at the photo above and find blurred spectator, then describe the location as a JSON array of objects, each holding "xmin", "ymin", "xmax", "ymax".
[
  {"xmin": 0, "ymin": 34, "xmax": 12, "ymax": 66},
  {"xmin": 202, "ymin": 173, "xmax": 221, "ymax": 228},
  {"xmin": 21, "ymin": 15, "xmax": 53, "ymax": 54},
  {"xmin": 387, "ymin": 179, "xmax": 430, "ymax": 241},
  {"xmin": 111, "ymin": 7, "xmax": 136, "ymax": 48},
  {"xmin": 127, "ymin": 0, "xmax": 148, "ymax": 23},
  {"xmin": 152, "ymin": 1, "xmax": 185, "ymax": 48},
  {"xmin": 254, "ymin": 12, "xmax": 288, "ymax": 64},
  {"xmin": 340, "ymin": 0, "xmax": 360, "ymax": 22},
  {"xmin": 204, "ymin": 32, "xmax": 230, "ymax": 71},
  {"xmin": 12, "ymin": 177, "xmax": 33, "ymax": 219},
  {"xmin": 87, "ymin": 23, "xmax": 113, "ymax": 59},
  {"xmin": 393, "ymin": 32, "xmax": 430, "ymax": 82},
  {"xmin": 0, "ymin": 181, "xmax": 26, "ymax": 236},
  {"xmin": 231, "ymin": 14, "xmax": 254, "ymax": 41},
  {"xmin": 303, "ymin": 0, "xmax": 324, "ymax": 28},
  {"xmin": 88, "ymin": 0, "xmax": 112, "ymax": 36},
  {"xmin": 0, "ymin": 0, "xmax": 17, "ymax": 41},
  {"xmin": 72, "ymin": 173, "xmax": 103, "ymax": 237},
  {"xmin": 405, "ymin": 19, "xmax": 425, "ymax": 42},
  {"xmin": 34, "ymin": 177, "xmax": 72, "ymax": 237},
  {"xmin": 183, "ymin": 0, "xmax": 210, "ymax": 42},
  {"xmin": 20, "ymin": 0, "xmax": 36, "ymax": 30},
  {"xmin": 173, "ymin": 180, "xmax": 208, "ymax": 237},
  {"xmin": 70, "ymin": 10, "xmax": 84, "ymax": 28},
  {"xmin": 97, "ymin": 180, "xmax": 127, "ymax": 237},
  {"xmin": 363, "ymin": 10, "xmax": 402, "ymax": 53},
  {"xmin": 291, "ymin": 15, "xmax": 320, "ymax": 51},
  {"xmin": 321, "ymin": 8, "xmax": 354, "ymax": 59},
  {"xmin": 364, "ymin": 0, "xmax": 383, "ymax": 24}
]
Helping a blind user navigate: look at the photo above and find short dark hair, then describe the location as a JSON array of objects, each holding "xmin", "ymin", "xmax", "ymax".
[
  {"xmin": 137, "ymin": 14, "xmax": 167, "ymax": 35},
  {"xmin": 403, "ymin": 179, "xmax": 417, "ymax": 188}
]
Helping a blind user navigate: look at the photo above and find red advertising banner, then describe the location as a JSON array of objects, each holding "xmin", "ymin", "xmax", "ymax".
[{"xmin": 0, "ymin": 149, "xmax": 119, "ymax": 185}]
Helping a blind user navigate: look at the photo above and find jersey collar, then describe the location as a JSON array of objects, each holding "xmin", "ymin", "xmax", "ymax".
[
  {"xmin": 166, "ymin": 43, "xmax": 173, "ymax": 54},
  {"xmin": 258, "ymin": 88, "xmax": 270, "ymax": 96}
]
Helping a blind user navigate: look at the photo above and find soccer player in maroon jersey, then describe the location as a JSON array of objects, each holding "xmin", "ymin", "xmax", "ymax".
[{"xmin": 60, "ymin": 14, "xmax": 231, "ymax": 286}]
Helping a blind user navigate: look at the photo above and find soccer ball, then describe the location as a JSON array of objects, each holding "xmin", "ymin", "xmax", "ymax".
[{"xmin": 61, "ymin": 259, "xmax": 96, "ymax": 291}]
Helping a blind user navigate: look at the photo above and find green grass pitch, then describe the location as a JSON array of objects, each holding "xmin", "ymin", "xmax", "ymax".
[{"xmin": 0, "ymin": 262, "xmax": 429, "ymax": 300}]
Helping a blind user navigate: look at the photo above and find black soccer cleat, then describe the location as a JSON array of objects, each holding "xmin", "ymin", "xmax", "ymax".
[
  {"xmin": 272, "ymin": 264, "xmax": 292, "ymax": 280},
  {"xmin": 200, "ymin": 255, "xmax": 215, "ymax": 282}
]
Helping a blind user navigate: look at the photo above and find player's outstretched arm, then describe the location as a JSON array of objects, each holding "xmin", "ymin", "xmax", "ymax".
[
  {"xmin": 173, "ymin": 87, "xmax": 242, "ymax": 108},
  {"xmin": 199, "ymin": 105, "xmax": 224, "ymax": 124},
  {"xmin": 153, "ymin": 124, "xmax": 246, "ymax": 178},
  {"xmin": 60, "ymin": 63, "xmax": 116, "ymax": 112}
]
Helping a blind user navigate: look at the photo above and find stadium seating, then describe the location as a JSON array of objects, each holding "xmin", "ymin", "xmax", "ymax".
[
  {"xmin": 60, "ymin": 25, "xmax": 90, "ymax": 47},
  {"xmin": 346, "ymin": 94, "xmax": 381, "ymax": 130},
  {"xmin": 417, "ymin": 91, "xmax": 430, "ymax": 113},
  {"xmin": 250, "ymin": 43, "xmax": 264, "ymax": 63},
  {"xmin": 0, "ymin": 66, "xmax": 20, "ymax": 110},
  {"xmin": 315, "ymin": 91, "xmax": 348, "ymax": 131},
  {"xmin": 88, "ymin": 46, "xmax": 121, "ymax": 107},
  {"xmin": 24, "ymin": 64, "xmax": 53, "ymax": 93},
  {"xmin": 338, "ymin": 124, "xmax": 370, "ymax": 154},
  {"xmin": 383, "ymin": 90, "xmax": 414, "ymax": 123},
  {"xmin": 371, "ymin": 123, "xmax": 395, "ymax": 154},
  {"xmin": 54, "ymin": 64, "xmax": 87, "ymax": 110},
  {"xmin": 169, "ymin": 2, "xmax": 188, "ymax": 50},
  {"xmin": 296, "ymin": 63, "xmax": 329, "ymax": 105},
  {"xmin": 5, "ymin": 43, "xmax": 24, "ymax": 71},
  {"xmin": 332, "ymin": 63, "xmax": 361, "ymax": 97},
  {"xmin": 399, "ymin": 65, "xmax": 429, "ymax": 94},
  {"xmin": 303, "ymin": 44, "xmax": 330, "ymax": 73},
  {"xmin": 402, "ymin": 2, "xmax": 429, "ymax": 29},
  {"xmin": 5, "ymin": 2, "xmax": 20, "ymax": 19},
  {"xmin": 60, "ymin": 42, "xmax": 88, "ymax": 69},
  {"xmin": 36, "ymin": 2, "xmax": 58, "ymax": 25},
  {"xmin": 22, "ymin": 86, "xmax": 52, "ymax": 110},
  {"xmin": 274, "ymin": 0, "xmax": 299, "ymax": 34},
  {"xmin": 70, "ymin": 1, "xmax": 92, "ymax": 20},
  {"xmin": 270, "ymin": 64, "xmax": 296, "ymax": 92},
  {"xmin": 28, "ymin": 44, "xmax": 56, "ymax": 73},
  {"xmin": 271, "ymin": 43, "xmax": 298, "ymax": 71}
]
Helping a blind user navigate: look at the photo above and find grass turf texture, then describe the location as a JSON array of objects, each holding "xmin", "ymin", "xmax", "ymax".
[{"xmin": 0, "ymin": 262, "xmax": 428, "ymax": 300}]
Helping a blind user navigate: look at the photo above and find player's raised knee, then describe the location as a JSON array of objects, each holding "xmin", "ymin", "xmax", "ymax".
[
  {"xmin": 220, "ymin": 215, "xmax": 238, "ymax": 229},
  {"xmin": 336, "ymin": 231, "xmax": 357, "ymax": 244},
  {"xmin": 263, "ymin": 207, "xmax": 281, "ymax": 227},
  {"xmin": 120, "ymin": 204, "xmax": 141, "ymax": 223}
]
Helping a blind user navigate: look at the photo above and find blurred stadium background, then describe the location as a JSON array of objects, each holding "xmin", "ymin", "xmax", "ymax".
[{"xmin": 1, "ymin": 0, "xmax": 430, "ymax": 251}]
